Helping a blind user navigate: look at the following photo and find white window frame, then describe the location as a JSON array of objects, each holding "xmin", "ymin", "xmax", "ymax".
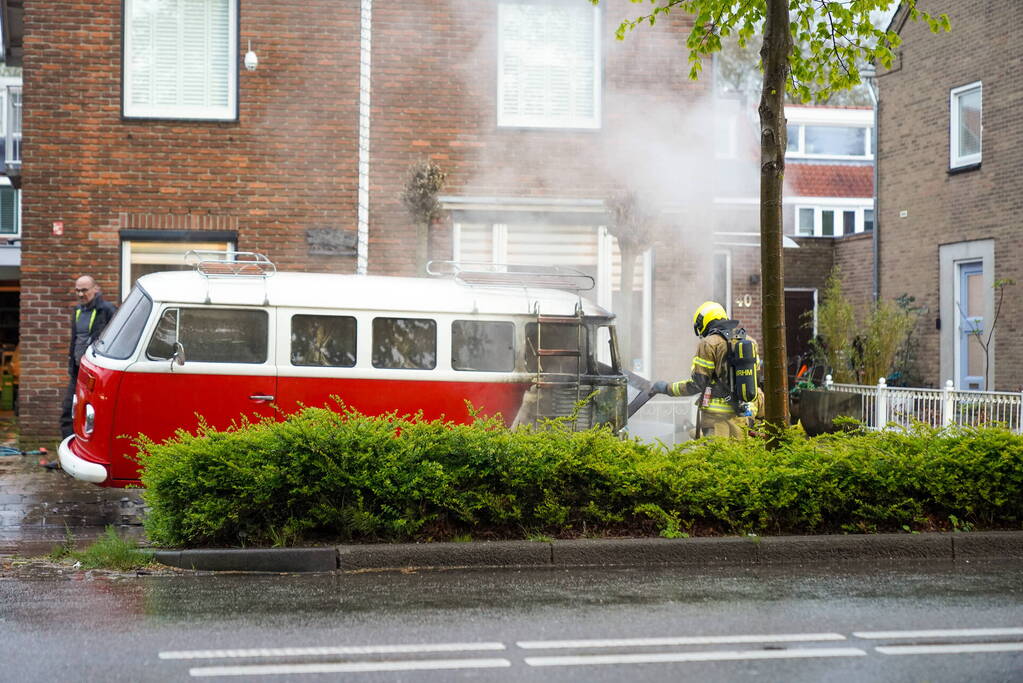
[
  {"xmin": 792, "ymin": 202, "xmax": 873, "ymax": 238},
  {"xmin": 950, "ymin": 81, "xmax": 982, "ymax": 169},
  {"xmin": 123, "ymin": 0, "xmax": 239, "ymax": 121},
  {"xmin": 785, "ymin": 106, "xmax": 873, "ymax": 161},
  {"xmin": 713, "ymin": 250, "xmax": 732, "ymax": 318},
  {"xmin": 496, "ymin": 0, "xmax": 602, "ymax": 130},
  {"xmin": 120, "ymin": 236, "xmax": 236, "ymax": 300}
]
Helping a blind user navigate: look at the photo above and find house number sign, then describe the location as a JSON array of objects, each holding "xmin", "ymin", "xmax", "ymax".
[{"xmin": 734, "ymin": 293, "xmax": 753, "ymax": 308}]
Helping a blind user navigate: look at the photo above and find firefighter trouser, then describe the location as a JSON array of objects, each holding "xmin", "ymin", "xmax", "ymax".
[{"xmin": 700, "ymin": 411, "xmax": 749, "ymax": 439}]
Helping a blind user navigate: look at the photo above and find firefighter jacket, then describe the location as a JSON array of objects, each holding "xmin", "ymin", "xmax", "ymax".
[{"xmin": 665, "ymin": 329, "xmax": 736, "ymax": 415}]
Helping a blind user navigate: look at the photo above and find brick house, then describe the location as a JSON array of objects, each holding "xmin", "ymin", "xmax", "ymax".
[
  {"xmin": 0, "ymin": 0, "xmax": 21, "ymax": 411},
  {"xmin": 782, "ymin": 105, "xmax": 876, "ymax": 373},
  {"xmin": 714, "ymin": 101, "xmax": 876, "ymax": 379},
  {"xmin": 17, "ymin": 0, "xmax": 775, "ymax": 443},
  {"xmin": 873, "ymin": 0, "xmax": 1020, "ymax": 391}
]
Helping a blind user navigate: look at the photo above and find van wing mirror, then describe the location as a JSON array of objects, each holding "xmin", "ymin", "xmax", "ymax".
[{"xmin": 170, "ymin": 342, "xmax": 186, "ymax": 369}]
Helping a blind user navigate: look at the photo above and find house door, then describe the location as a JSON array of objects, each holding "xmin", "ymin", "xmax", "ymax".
[
  {"xmin": 785, "ymin": 289, "xmax": 816, "ymax": 383},
  {"xmin": 957, "ymin": 261, "xmax": 985, "ymax": 390}
]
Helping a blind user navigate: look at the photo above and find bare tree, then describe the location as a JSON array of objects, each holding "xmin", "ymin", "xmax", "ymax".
[
  {"xmin": 400, "ymin": 160, "xmax": 447, "ymax": 276},
  {"xmin": 606, "ymin": 190, "xmax": 659, "ymax": 367}
]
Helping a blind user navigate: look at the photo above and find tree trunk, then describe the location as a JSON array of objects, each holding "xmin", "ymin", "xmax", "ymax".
[
  {"xmin": 758, "ymin": 0, "xmax": 791, "ymax": 433},
  {"xmin": 416, "ymin": 221, "xmax": 429, "ymax": 276}
]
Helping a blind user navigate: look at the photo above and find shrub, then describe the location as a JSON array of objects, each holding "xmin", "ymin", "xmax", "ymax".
[{"xmin": 137, "ymin": 405, "xmax": 1023, "ymax": 547}]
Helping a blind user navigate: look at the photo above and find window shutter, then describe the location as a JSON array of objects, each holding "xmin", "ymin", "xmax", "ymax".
[
  {"xmin": 505, "ymin": 223, "xmax": 597, "ymax": 268},
  {"xmin": 0, "ymin": 188, "xmax": 18, "ymax": 234},
  {"xmin": 127, "ymin": 4, "xmax": 153, "ymax": 108},
  {"xmin": 498, "ymin": 1, "xmax": 599, "ymax": 128},
  {"xmin": 125, "ymin": 0, "xmax": 235, "ymax": 119},
  {"xmin": 457, "ymin": 223, "xmax": 495, "ymax": 262}
]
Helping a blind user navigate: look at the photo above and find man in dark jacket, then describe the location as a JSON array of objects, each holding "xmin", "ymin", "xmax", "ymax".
[{"xmin": 59, "ymin": 275, "xmax": 117, "ymax": 439}]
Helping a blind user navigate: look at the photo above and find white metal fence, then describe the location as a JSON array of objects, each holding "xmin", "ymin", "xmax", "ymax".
[
  {"xmin": 826, "ymin": 376, "xmax": 1023, "ymax": 433},
  {"xmin": 623, "ymin": 379, "xmax": 1023, "ymax": 442}
]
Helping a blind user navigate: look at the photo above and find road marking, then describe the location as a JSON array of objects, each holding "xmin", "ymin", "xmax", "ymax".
[
  {"xmin": 524, "ymin": 647, "xmax": 867, "ymax": 667},
  {"xmin": 517, "ymin": 633, "xmax": 847, "ymax": 649},
  {"xmin": 161, "ymin": 641, "xmax": 506, "ymax": 660},
  {"xmin": 876, "ymin": 643, "xmax": 1023, "ymax": 656},
  {"xmin": 854, "ymin": 628, "xmax": 1023, "ymax": 640},
  {"xmin": 189, "ymin": 658, "xmax": 512, "ymax": 677}
]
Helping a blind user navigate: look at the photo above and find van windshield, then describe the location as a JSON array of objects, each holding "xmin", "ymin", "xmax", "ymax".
[{"xmin": 94, "ymin": 287, "xmax": 153, "ymax": 360}]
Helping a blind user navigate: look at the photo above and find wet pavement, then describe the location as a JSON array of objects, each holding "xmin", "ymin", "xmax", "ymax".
[{"xmin": 0, "ymin": 422, "xmax": 145, "ymax": 558}]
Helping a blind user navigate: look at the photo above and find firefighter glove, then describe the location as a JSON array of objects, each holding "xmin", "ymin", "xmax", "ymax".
[{"xmin": 649, "ymin": 380, "xmax": 669, "ymax": 396}]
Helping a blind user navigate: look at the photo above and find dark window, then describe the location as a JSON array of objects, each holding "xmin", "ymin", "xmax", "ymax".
[
  {"xmin": 821, "ymin": 210, "xmax": 835, "ymax": 237},
  {"xmin": 94, "ymin": 288, "xmax": 151, "ymax": 360},
  {"xmin": 0, "ymin": 188, "xmax": 19, "ymax": 234},
  {"xmin": 525, "ymin": 322, "xmax": 585, "ymax": 374},
  {"xmin": 843, "ymin": 210, "xmax": 856, "ymax": 235},
  {"xmin": 291, "ymin": 315, "xmax": 357, "ymax": 367},
  {"xmin": 372, "ymin": 317, "xmax": 436, "ymax": 369},
  {"xmin": 146, "ymin": 308, "xmax": 267, "ymax": 364},
  {"xmin": 864, "ymin": 209, "xmax": 874, "ymax": 232},
  {"xmin": 452, "ymin": 320, "xmax": 515, "ymax": 372}
]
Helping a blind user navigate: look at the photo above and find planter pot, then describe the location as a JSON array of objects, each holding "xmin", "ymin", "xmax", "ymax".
[{"xmin": 793, "ymin": 389, "xmax": 862, "ymax": 436}]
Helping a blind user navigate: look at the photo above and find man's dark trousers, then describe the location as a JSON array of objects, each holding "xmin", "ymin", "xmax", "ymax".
[{"xmin": 59, "ymin": 367, "xmax": 78, "ymax": 440}]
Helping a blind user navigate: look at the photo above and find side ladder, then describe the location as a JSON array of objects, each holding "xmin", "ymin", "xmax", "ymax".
[{"xmin": 531, "ymin": 304, "xmax": 586, "ymax": 427}]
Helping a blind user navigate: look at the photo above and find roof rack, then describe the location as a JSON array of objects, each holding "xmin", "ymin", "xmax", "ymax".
[
  {"xmin": 427, "ymin": 261, "xmax": 594, "ymax": 292},
  {"xmin": 185, "ymin": 250, "xmax": 277, "ymax": 278}
]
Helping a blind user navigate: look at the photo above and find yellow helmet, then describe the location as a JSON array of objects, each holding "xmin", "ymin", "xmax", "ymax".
[{"xmin": 693, "ymin": 301, "xmax": 727, "ymax": 337}]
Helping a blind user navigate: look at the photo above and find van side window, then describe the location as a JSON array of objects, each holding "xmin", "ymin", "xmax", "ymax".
[
  {"xmin": 291, "ymin": 315, "xmax": 357, "ymax": 367},
  {"xmin": 452, "ymin": 320, "xmax": 514, "ymax": 372},
  {"xmin": 94, "ymin": 288, "xmax": 153, "ymax": 360},
  {"xmin": 372, "ymin": 317, "xmax": 436, "ymax": 369},
  {"xmin": 146, "ymin": 308, "xmax": 268, "ymax": 364},
  {"xmin": 525, "ymin": 322, "xmax": 586, "ymax": 374}
]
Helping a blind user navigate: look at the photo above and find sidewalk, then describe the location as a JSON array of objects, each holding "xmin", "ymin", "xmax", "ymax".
[
  {"xmin": 2, "ymin": 424, "xmax": 1020, "ymax": 572},
  {"xmin": 0, "ymin": 429, "xmax": 145, "ymax": 558}
]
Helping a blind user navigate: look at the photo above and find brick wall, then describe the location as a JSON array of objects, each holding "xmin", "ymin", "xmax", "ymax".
[
  {"xmin": 833, "ymin": 233, "xmax": 874, "ymax": 316},
  {"xmin": 20, "ymin": 1, "xmax": 362, "ymax": 441},
  {"xmin": 878, "ymin": 0, "xmax": 1022, "ymax": 389},
  {"xmin": 18, "ymin": 0, "xmax": 712, "ymax": 441}
]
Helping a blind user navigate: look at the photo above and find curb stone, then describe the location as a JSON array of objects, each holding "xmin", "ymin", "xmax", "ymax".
[
  {"xmin": 153, "ymin": 547, "xmax": 337, "ymax": 573},
  {"xmin": 150, "ymin": 531, "xmax": 1023, "ymax": 573}
]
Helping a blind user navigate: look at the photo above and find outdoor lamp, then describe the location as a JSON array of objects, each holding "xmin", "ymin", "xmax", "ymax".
[{"xmin": 244, "ymin": 41, "xmax": 258, "ymax": 71}]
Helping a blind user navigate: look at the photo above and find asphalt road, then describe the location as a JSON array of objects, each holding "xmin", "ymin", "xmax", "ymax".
[{"xmin": 2, "ymin": 561, "xmax": 1021, "ymax": 682}]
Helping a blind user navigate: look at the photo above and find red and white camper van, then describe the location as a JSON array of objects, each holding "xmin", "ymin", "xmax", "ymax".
[{"xmin": 58, "ymin": 253, "xmax": 628, "ymax": 487}]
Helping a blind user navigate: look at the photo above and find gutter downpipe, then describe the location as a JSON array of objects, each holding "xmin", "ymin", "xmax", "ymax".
[
  {"xmin": 356, "ymin": 0, "xmax": 372, "ymax": 275},
  {"xmin": 865, "ymin": 67, "xmax": 879, "ymax": 303}
]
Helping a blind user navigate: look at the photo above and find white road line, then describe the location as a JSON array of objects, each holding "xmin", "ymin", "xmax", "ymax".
[
  {"xmin": 517, "ymin": 633, "xmax": 847, "ymax": 649},
  {"xmin": 189, "ymin": 658, "xmax": 512, "ymax": 677},
  {"xmin": 876, "ymin": 643, "xmax": 1023, "ymax": 656},
  {"xmin": 525, "ymin": 647, "xmax": 867, "ymax": 667},
  {"xmin": 161, "ymin": 641, "xmax": 506, "ymax": 660},
  {"xmin": 854, "ymin": 627, "xmax": 1023, "ymax": 640}
]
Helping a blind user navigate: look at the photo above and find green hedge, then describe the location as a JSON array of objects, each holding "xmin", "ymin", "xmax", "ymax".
[{"xmin": 137, "ymin": 404, "xmax": 1023, "ymax": 547}]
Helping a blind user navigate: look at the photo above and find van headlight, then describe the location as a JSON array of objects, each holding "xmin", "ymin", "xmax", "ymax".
[{"xmin": 84, "ymin": 403, "xmax": 95, "ymax": 436}]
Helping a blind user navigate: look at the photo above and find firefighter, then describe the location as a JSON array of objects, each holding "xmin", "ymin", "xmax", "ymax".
[{"xmin": 648, "ymin": 300, "xmax": 761, "ymax": 438}]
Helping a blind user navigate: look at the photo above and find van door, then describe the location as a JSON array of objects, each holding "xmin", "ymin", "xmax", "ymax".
[
  {"xmin": 275, "ymin": 310, "xmax": 360, "ymax": 415},
  {"xmin": 109, "ymin": 305, "xmax": 277, "ymax": 481}
]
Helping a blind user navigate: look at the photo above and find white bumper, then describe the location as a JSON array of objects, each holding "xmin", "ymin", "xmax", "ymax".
[{"xmin": 58, "ymin": 435, "xmax": 109, "ymax": 484}]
